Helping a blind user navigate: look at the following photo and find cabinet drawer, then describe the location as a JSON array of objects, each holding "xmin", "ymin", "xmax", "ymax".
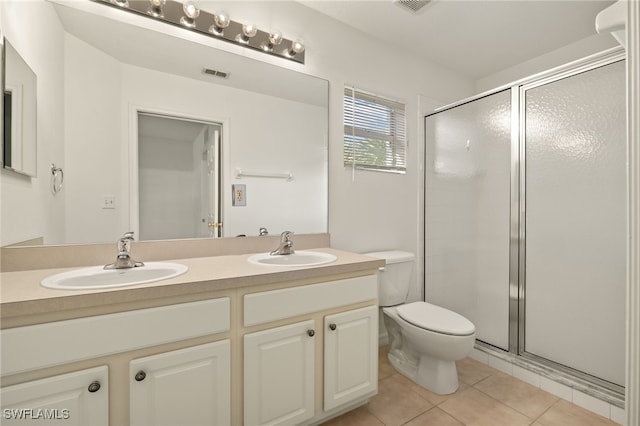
[
  {"xmin": 244, "ymin": 275, "xmax": 377, "ymax": 326},
  {"xmin": 1, "ymin": 298, "xmax": 230, "ymax": 376}
]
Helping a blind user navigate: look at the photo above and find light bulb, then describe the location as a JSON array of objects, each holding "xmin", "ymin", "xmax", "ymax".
[
  {"xmin": 147, "ymin": 0, "xmax": 165, "ymax": 17},
  {"xmin": 268, "ymin": 31, "xmax": 283, "ymax": 46},
  {"xmin": 242, "ymin": 24, "xmax": 258, "ymax": 38},
  {"xmin": 183, "ymin": 1, "xmax": 199, "ymax": 19},
  {"xmin": 288, "ymin": 39, "xmax": 305, "ymax": 56},
  {"xmin": 209, "ymin": 12, "xmax": 230, "ymax": 35},
  {"xmin": 262, "ymin": 30, "xmax": 283, "ymax": 52},
  {"xmin": 180, "ymin": 0, "xmax": 199, "ymax": 27},
  {"xmin": 239, "ymin": 23, "xmax": 258, "ymax": 43}
]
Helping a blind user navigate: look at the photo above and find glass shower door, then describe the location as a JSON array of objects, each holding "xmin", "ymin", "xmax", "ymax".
[
  {"xmin": 523, "ymin": 60, "xmax": 626, "ymax": 386},
  {"xmin": 425, "ymin": 90, "xmax": 512, "ymax": 350}
]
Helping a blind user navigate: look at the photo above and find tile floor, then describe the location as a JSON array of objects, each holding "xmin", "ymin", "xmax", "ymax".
[{"xmin": 322, "ymin": 346, "xmax": 620, "ymax": 426}]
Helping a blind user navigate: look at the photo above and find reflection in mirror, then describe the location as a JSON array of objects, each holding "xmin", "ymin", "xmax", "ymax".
[
  {"xmin": 2, "ymin": 38, "xmax": 37, "ymax": 177},
  {"xmin": 0, "ymin": 0, "xmax": 328, "ymax": 246},
  {"xmin": 137, "ymin": 113, "xmax": 222, "ymax": 241}
]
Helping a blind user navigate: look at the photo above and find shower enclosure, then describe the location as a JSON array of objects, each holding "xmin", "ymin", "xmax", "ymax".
[{"xmin": 424, "ymin": 51, "xmax": 626, "ymax": 393}]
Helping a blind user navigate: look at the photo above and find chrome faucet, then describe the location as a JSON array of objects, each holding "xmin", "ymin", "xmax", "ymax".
[
  {"xmin": 270, "ymin": 231, "xmax": 295, "ymax": 255},
  {"xmin": 104, "ymin": 232, "xmax": 145, "ymax": 269},
  {"xmin": 259, "ymin": 227, "xmax": 269, "ymax": 236}
]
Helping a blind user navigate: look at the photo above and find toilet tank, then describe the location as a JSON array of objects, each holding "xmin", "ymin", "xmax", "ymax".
[{"xmin": 365, "ymin": 251, "xmax": 415, "ymax": 307}]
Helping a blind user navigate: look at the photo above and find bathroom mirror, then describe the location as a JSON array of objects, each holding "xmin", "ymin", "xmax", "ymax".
[
  {"xmin": 1, "ymin": 0, "xmax": 328, "ymax": 245},
  {"xmin": 2, "ymin": 38, "xmax": 37, "ymax": 177}
]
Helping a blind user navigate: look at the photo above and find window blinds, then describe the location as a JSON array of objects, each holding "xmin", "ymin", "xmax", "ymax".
[{"xmin": 343, "ymin": 86, "xmax": 407, "ymax": 173}]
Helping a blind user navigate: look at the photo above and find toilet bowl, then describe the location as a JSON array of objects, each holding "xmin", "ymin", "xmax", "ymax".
[{"xmin": 365, "ymin": 251, "xmax": 476, "ymax": 395}]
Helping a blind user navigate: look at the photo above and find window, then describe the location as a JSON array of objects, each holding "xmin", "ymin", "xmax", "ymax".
[{"xmin": 343, "ymin": 86, "xmax": 407, "ymax": 173}]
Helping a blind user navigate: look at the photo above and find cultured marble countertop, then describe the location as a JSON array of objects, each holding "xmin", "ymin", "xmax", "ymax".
[{"xmin": 0, "ymin": 248, "xmax": 384, "ymax": 323}]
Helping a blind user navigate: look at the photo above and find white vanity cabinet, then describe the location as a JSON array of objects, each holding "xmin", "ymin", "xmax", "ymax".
[
  {"xmin": 1, "ymin": 297, "xmax": 231, "ymax": 426},
  {"xmin": 242, "ymin": 275, "xmax": 378, "ymax": 425},
  {"xmin": 0, "ymin": 366, "xmax": 109, "ymax": 426},
  {"xmin": 324, "ymin": 306, "xmax": 378, "ymax": 411},
  {"xmin": 130, "ymin": 340, "xmax": 231, "ymax": 426},
  {"xmin": 244, "ymin": 320, "xmax": 316, "ymax": 425}
]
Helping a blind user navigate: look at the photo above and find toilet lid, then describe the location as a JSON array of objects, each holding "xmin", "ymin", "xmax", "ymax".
[{"xmin": 397, "ymin": 302, "xmax": 476, "ymax": 336}]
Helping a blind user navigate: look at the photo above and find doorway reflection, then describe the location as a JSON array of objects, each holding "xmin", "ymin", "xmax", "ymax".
[{"xmin": 137, "ymin": 113, "xmax": 222, "ymax": 240}]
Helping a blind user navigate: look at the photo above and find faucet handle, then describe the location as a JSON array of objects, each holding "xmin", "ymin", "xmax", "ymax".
[
  {"xmin": 281, "ymin": 231, "xmax": 293, "ymax": 242},
  {"xmin": 121, "ymin": 231, "xmax": 135, "ymax": 241},
  {"xmin": 118, "ymin": 232, "xmax": 136, "ymax": 255}
]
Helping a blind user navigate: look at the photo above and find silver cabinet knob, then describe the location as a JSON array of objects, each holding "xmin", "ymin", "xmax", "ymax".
[
  {"xmin": 135, "ymin": 370, "xmax": 147, "ymax": 382},
  {"xmin": 88, "ymin": 381, "xmax": 101, "ymax": 393},
  {"xmin": 307, "ymin": 329, "xmax": 315, "ymax": 337},
  {"xmin": 329, "ymin": 323, "xmax": 337, "ymax": 331}
]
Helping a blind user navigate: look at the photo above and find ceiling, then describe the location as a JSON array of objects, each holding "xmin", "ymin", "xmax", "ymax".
[{"xmin": 300, "ymin": 0, "xmax": 615, "ymax": 80}]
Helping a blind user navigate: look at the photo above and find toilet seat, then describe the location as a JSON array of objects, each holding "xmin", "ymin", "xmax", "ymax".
[{"xmin": 397, "ymin": 302, "xmax": 475, "ymax": 336}]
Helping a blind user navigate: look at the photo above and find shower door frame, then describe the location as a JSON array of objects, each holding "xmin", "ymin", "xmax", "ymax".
[
  {"xmin": 514, "ymin": 51, "xmax": 627, "ymax": 394},
  {"xmin": 424, "ymin": 46, "xmax": 626, "ymax": 395}
]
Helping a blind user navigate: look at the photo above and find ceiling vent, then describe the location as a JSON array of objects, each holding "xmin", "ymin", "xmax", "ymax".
[
  {"xmin": 393, "ymin": 0, "xmax": 431, "ymax": 14},
  {"xmin": 203, "ymin": 68, "xmax": 230, "ymax": 79}
]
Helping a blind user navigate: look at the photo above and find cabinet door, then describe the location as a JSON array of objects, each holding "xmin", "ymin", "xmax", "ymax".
[
  {"xmin": 1, "ymin": 366, "xmax": 108, "ymax": 426},
  {"xmin": 324, "ymin": 306, "xmax": 378, "ymax": 411},
  {"xmin": 244, "ymin": 320, "xmax": 315, "ymax": 426},
  {"xmin": 130, "ymin": 340, "xmax": 230, "ymax": 426}
]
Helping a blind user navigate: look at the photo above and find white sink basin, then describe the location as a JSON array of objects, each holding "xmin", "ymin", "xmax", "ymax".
[
  {"xmin": 248, "ymin": 251, "xmax": 337, "ymax": 267},
  {"xmin": 41, "ymin": 262, "xmax": 188, "ymax": 290}
]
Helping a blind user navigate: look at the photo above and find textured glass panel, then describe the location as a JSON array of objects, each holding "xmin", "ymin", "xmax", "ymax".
[
  {"xmin": 425, "ymin": 89, "xmax": 511, "ymax": 350},
  {"xmin": 524, "ymin": 61, "xmax": 626, "ymax": 386}
]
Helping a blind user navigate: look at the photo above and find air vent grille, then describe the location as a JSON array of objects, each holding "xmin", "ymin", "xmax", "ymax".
[
  {"xmin": 203, "ymin": 68, "xmax": 230, "ymax": 79},
  {"xmin": 394, "ymin": 0, "xmax": 431, "ymax": 14}
]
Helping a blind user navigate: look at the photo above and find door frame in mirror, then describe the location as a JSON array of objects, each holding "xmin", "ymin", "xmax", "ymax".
[{"xmin": 129, "ymin": 105, "xmax": 229, "ymax": 240}]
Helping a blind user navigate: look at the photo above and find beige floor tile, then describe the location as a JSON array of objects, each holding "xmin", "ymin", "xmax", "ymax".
[
  {"xmin": 474, "ymin": 372, "xmax": 559, "ymax": 419},
  {"xmin": 439, "ymin": 387, "xmax": 532, "ymax": 426},
  {"xmin": 321, "ymin": 404, "xmax": 385, "ymax": 426},
  {"xmin": 404, "ymin": 407, "xmax": 465, "ymax": 426},
  {"xmin": 536, "ymin": 399, "xmax": 619, "ymax": 426},
  {"xmin": 368, "ymin": 374, "xmax": 434, "ymax": 426},
  {"xmin": 456, "ymin": 357, "xmax": 500, "ymax": 386}
]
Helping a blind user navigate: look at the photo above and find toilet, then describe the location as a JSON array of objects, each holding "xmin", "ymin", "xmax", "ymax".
[{"xmin": 366, "ymin": 250, "xmax": 476, "ymax": 395}]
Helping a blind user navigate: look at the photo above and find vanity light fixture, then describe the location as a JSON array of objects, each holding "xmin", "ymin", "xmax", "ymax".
[{"xmin": 94, "ymin": 0, "xmax": 306, "ymax": 64}]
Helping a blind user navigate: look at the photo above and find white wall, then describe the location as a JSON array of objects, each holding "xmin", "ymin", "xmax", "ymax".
[
  {"xmin": 64, "ymin": 32, "xmax": 123, "ymax": 244},
  {"xmin": 476, "ymin": 33, "xmax": 619, "ymax": 92},
  {"xmin": 0, "ymin": 0, "xmax": 65, "ymax": 246}
]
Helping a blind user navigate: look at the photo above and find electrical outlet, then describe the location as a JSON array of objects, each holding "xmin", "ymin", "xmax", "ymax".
[
  {"xmin": 232, "ymin": 184, "xmax": 246, "ymax": 206},
  {"xmin": 102, "ymin": 196, "xmax": 115, "ymax": 209}
]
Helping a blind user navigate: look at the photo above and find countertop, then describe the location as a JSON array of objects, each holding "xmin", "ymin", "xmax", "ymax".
[{"xmin": 0, "ymin": 248, "xmax": 384, "ymax": 325}]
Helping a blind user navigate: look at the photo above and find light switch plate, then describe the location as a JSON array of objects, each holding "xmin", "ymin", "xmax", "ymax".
[{"xmin": 232, "ymin": 184, "xmax": 246, "ymax": 206}]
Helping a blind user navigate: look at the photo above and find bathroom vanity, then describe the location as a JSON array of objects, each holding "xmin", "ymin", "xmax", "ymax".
[{"xmin": 0, "ymin": 246, "xmax": 383, "ymax": 425}]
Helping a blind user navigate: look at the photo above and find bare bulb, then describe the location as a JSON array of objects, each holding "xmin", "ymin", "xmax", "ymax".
[
  {"xmin": 288, "ymin": 39, "xmax": 305, "ymax": 56},
  {"xmin": 210, "ymin": 12, "xmax": 230, "ymax": 35}
]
